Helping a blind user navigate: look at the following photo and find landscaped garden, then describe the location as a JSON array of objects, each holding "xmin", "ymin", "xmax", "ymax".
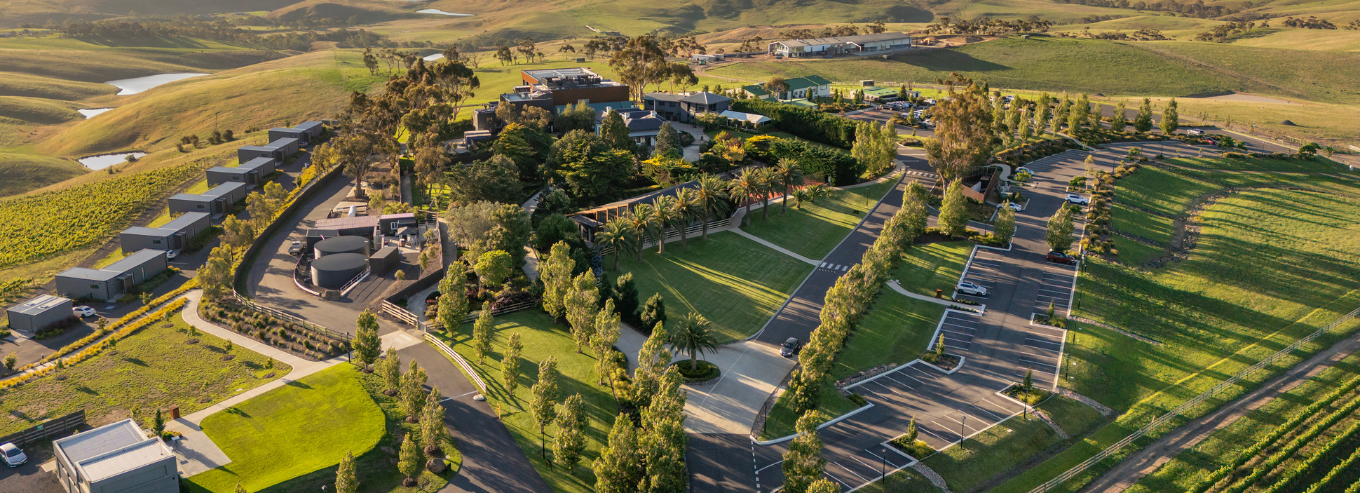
[
  {"xmin": 890, "ymin": 240, "xmax": 973, "ymax": 297},
  {"xmin": 185, "ymin": 364, "xmax": 456, "ymax": 493},
  {"xmin": 738, "ymin": 176, "xmax": 900, "ymax": 260},
  {"xmin": 761, "ymin": 288, "xmax": 945, "ymax": 438},
  {"xmin": 439, "ymin": 309, "xmax": 618, "ymax": 493},
  {"xmin": 995, "ymin": 171, "xmax": 1360, "ymax": 492},
  {"xmin": 0, "ymin": 306, "xmax": 285, "ymax": 435},
  {"xmin": 612, "ymin": 231, "xmax": 814, "ymax": 342}
]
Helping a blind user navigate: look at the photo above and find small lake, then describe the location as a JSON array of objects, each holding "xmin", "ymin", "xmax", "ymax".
[
  {"xmin": 105, "ymin": 73, "xmax": 208, "ymax": 96},
  {"xmin": 423, "ymin": 53, "xmax": 445, "ymax": 62},
  {"xmin": 79, "ymin": 152, "xmax": 147, "ymax": 170},
  {"xmin": 77, "ymin": 108, "xmax": 114, "ymax": 119},
  {"xmin": 416, "ymin": 9, "xmax": 472, "ymax": 16}
]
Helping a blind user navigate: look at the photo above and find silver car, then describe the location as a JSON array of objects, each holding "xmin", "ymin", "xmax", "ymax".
[
  {"xmin": 956, "ymin": 281, "xmax": 988, "ymax": 297},
  {"xmin": 1, "ymin": 443, "xmax": 26, "ymax": 467}
]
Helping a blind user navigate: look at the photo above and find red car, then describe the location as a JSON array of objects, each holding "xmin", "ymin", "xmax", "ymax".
[{"xmin": 1047, "ymin": 251, "xmax": 1077, "ymax": 264}]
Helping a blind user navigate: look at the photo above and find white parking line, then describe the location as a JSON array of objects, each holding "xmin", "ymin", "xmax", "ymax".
[{"xmin": 836, "ymin": 462, "xmax": 871, "ymax": 483}]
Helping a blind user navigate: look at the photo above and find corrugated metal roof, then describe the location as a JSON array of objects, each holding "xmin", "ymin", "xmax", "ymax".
[
  {"xmin": 161, "ymin": 212, "xmax": 209, "ymax": 232},
  {"xmin": 294, "ymin": 121, "xmax": 323, "ymax": 132},
  {"xmin": 54, "ymin": 419, "xmax": 145, "ymax": 463},
  {"xmin": 78, "ymin": 439, "xmax": 172, "ymax": 483},
  {"xmin": 120, "ymin": 226, "xmax": 170, "ymax": 238},
  {"xmin": 238, "ymin": 157, "xmax": 275, "ymax": 172},
  {"xmin": 55, "ymin": 419, "xmax": 171, "ymax": 484},
  {"xmin": 202, "ymin": 182, "xmax": 246, "ymax": 198},
  {"xmin": 315, "ymin": 215, "xmax": 379, "ymax": 230},
  {"xmin": 265, "ymin": 137, "xmax": 298, "ymax": 149},
  {"xmin": 9, "ymin": 295, "xmax": 72, "ymax": 316},
  {"xmin": 57, "ymin": 267, "xmax": 121, "ymax": 282},
  {"xmin": 103, "ymin": 249, "xmax": 165, "ymax": 275}
]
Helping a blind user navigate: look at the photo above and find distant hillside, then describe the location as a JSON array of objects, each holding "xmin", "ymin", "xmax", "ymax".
[{"xmin": 0, "ymin": 153, "xmax": 88, "ymax": 198}]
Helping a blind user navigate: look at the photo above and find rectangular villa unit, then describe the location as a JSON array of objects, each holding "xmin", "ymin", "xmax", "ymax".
[
  {"xmin": 237, "ymin": 137, "xmax": 301, "ymax": 163},
  {"xmin": 55, "ymin": 249, "xmax": 168, "ymax": 302},
  {"xmin": 119, "ymin": 212, "xmax": 211, "ymax": 253},
  {"xmin": 168, "ymin": 182, "xmax": 247, "ymax": 215},
  {"xmin": 206, "ymin": 157, "xmax": 277, "ymax": 187},
  {"xmin": 6, "ymin": 294, "xmax": 74, "ymax": 332},
  {"xmin": 53, "ymin": 419, "xmax": 178, "ymax": 493}
]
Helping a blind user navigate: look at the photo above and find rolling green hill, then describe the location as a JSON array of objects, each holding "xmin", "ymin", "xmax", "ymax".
[
  {"xmin": 0, "ymin": 96, "xmax": 83, "ymax": 125},
  {"xmin": 0, "ymin": 153, "xmax": 88, "ymax": 197}
]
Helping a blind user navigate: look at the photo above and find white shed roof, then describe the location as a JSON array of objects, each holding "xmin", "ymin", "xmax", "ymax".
[{"xmin": 719, "ymin": 110, "xmax": 772, "ymax": 125}]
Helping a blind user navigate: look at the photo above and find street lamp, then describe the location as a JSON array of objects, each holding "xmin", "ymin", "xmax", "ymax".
[
  {"xmin": 959, "ymin": 411, "xmax": 968, "ymax": 450},
  {"xmin": 881, "ymin": 443, "xmax": 887, "ymax": 491}
]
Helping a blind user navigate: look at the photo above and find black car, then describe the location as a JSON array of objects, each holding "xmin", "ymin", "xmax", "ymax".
[
  {"xmin": 1047, "ymin": 251, "xmax": 1077, "ymax": 265},
  {"xmin": 780, "ymin": 337, "xmax": 803, "ymax": 357}
]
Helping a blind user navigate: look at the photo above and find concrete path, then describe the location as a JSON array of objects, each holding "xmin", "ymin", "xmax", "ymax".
[
  {"xmin": 886, "ymin": 279, "xmax": 981, "ymax": 310},
  {"xmin": 166, "ymin": 290, "xmax": 425, "ymax": 477},
  {"xmin": 729, "ymin": 228, "xmax": 820, "ymax": 266}
]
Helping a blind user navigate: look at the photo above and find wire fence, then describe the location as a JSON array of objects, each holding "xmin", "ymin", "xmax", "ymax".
[{"xmin": 1027, "ymin": 305, "xmax": 1360, "ymax": 493}]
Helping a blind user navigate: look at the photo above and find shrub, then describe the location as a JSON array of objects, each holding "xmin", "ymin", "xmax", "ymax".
[{"xmin": 730, "ymin": 98, "xmax": 858, "ymax": 148}]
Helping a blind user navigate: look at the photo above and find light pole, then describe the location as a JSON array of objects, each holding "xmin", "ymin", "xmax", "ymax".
[
  {"xmin": 959, "ymin": 411, "xmax": 968, "ymax": 450},
  {"xmin": 881, "ymin": 443, "xmax": 887, "ymax": 491}
]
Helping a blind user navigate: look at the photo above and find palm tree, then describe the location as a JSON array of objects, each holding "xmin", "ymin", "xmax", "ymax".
[
  {"xmin": 755, "ymin": 167, "xmax": 777, "ymax": 221},
  {"xmin": 669, "ymin": 312, "xmax": 719, "ymax": 371},
  {"xmin": 671, "ymin": 188, "xmax": 699, "ymax": 249},
  {"xmin": 729, "ymin": 170, "xmax": 759, "ymax": 227},
  {"xmin": 774, "ymin": 159, "xmax": 804, "ymax": 214},
  {"xmin": 652, "ymin": 195, "xmax": 677, "ymax": 254},
  {"xmin": 791, "ymin": 188, "xmax": 810, "ymax": 210},
  {"xmin": 629, "ymin": 204, "xmax": 659, "ymax": 260},
  {"xmin": 694, "ymin": 174, "xmax": 730, "ymax": 241},
  {"xmin": 597, "ymin": 218, "xmax": 636, "ymax": 271}
]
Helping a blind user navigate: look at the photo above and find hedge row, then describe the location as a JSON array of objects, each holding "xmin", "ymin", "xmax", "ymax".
[
  {"xmin": 1186, "ymin": 374, "xmax": 1360, "ymax": 493},
  {"xmin": 731, "ymin": 98, "xmax": 858, "ymax": 149},
  {"xmin": 768, "ymin": 138, "xmax": 865, "ymax": 187}
]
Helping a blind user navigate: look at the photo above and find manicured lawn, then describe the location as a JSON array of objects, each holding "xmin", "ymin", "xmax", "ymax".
[
  {"xmin": 1111, "ymin": 236, "xmax": 1164, "ymax": 266},
  {"xmin": 739, "ymin": 176, "xmax": 900, "ymax": 260},
  {"xmin": 1110, "ymin": 203, "xmax": 1173, "ymax": 246},
  {"xmin": 187, "ymin": 365, "xmax": 456, "ymax": 493},
  {"xmin": 439, "ymin": 310, "xmax": 618, "ymax": 493},
  {"xmin": 0, "ymin": 306, "xmax": 286, "ymax": 435},
  {"xmin": 997, "ymin": 177, "xmax": 1360, "ymax": 492},
  {"xmin": 1113, "ymin": 166, "xmax": 1217, "ymax": 218},
  {"xmin": 1166, "ymin": 155, "xmax": 1351, "ymax": 173},
  {"xmin": 1128, "ymin": 353, "xmax": 1360, "ymax": 493},
  {"xmin": 611, "ymin": 231, "xmax": 814, "ymax": 342},
  {"xmin": 892, "ymin": 241, "xmax": 973, "ymax": 297},
  {"xmin": 926, "ymin": 396, "xmax": 1106, "ymax": 493},
  {"xmin": 187, "ymin": 365, "xmax": 385, "ymax": 492},
  {"xmin": 761, "ymin": 289, "xmax": 944, "ymax": 438}
]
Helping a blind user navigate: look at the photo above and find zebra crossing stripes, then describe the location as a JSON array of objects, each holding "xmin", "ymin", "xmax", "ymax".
[{"xmin": 820, "ymin": 261, "xmax": 851, "ymax": 272}]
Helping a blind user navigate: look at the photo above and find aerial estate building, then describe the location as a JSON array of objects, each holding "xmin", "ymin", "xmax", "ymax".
[
  {"xmin": 6, "ymin": 294, "xmax": 74, "ymax": 332},
  {"xmin": 500, "ymin": 68, "xmax": 631, "ymax": 113},
  {"xmin": 53, "ymin": 419, "xmax": 178, "ymax": 493},
  {"xmin": 642, "ymin": 92, "xmax": 732, "ymax": 123},
  {"xmin": 206, "ymin": 157, "xmax": 277, "ymax": 188},
  {"xmin": 742, "ymin": 75, "xmax": 833, "ymax": 101},
  {"xmin": 55, "ymin": 249, "xmax": 168, "ymax": 302},
  {"xmin": 119, "ymin": 212, "xmax": 211, "ymax": 253},
  {"xmin": 237, "ymin": 137, "xmax": 300, "ymax": 163},
  {"xmin": 767, "ymin": 32, "xmax": 913, "ymax": 58},
  {"xmin": 168, "ymin": 182, "xmax": 247, "ymax": 216}
]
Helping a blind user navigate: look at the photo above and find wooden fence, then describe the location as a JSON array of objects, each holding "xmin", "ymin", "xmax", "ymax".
[
  {"xmin": 229, "ymin": 292, "xmax": 352, "ymax": 342},
  {"xmin": 0, "ymin": 410, "xmax": 85, "ymax": 447}
]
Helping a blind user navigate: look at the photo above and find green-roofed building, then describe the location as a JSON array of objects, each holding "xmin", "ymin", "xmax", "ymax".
[{"xmin": 741, "ymin": 75, "xmax": 832, "ymax": 101}]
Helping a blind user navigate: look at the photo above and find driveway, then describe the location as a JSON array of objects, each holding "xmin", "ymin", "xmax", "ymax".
[
  {"xmin": 0, "ymin": 441, "xmax": 61, "ymax": 493},
  {"xmin": 398, "ymin": 343, "xmax": 552, "ymax": 493}
]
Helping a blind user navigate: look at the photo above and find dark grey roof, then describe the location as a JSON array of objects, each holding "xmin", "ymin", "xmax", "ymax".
[
  {"xmin": 270, "ymin": 127, "xmax": 305, "ymax": 135},
  {"xmin": 643, "ymin": 92, "xmax": 684, "ymax": 102},
  {"xmin": 238, "ymin": 157, "xmax": 275, "ymax": 172},
  {"xmin": 625, "ymin": 117, "xmax": 664, "ymax": 133},
  {"xmin": 265, "ymin": 137, "xmax": 298, "ymax": 149},
  {"xmin": 206, "ymin": 166, "xmax": 247, "ymax": 175},
  {"xmin": 202, "ymin": 182, "xmax": 246, "ymax": 198},
  {"xmin": 294, "ymin": 121, "xmax": 323, "ymax": 132},
  {"xmin": 103, "ymin": 249, "xmax": 166, "ymax": 274},
  {"xmin": 8, "ymin": 295, "xmax": 71, "ymax": 316},
  {"xmin": 58, "ymin": 267, "xmax": 120, "ymax": 282},
  {"xmin": 161, "ymin": 212, "xmax": 209, "ymax": 231},
  {"xmin": 121, "ymin": 226, "xmax": 171, "ymax": 238},
  {"xmin": 679, "ymin": 92, "xmax": 731, "ymax": 105},
  {"xmin": 237, "ymin": 145, "xmax": 273, "ymax": 152}
]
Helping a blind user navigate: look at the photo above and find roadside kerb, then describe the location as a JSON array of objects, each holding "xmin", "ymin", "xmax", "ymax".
[
  {"xmin": 425, "ymin": 332, "xmax": 486, "ymax": 393},
  {"xmin": 750, "ymin": 403, "xmax": 875, "ymax": 445}
]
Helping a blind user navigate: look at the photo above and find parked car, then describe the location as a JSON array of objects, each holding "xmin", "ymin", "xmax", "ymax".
[
  {"xmin": 1, "ymin": 443, "xmax": 26, "ymax": 467},
  {"xmin": 1005, "ymin": 202, "xmax": 1024, "ymax": 212},
  {"xmin": 1013, "ymin": 166, "xmax": 1033, "ymax": 176},
  {"xmin": 73, "ymin": 306, "xmax": 97, "ymax": 318},
  {"xmin": 288, "ymin": 241, "xmax": 304, "ymax": 256},
  {"xmin": 1065, "ymin": 194, "xmax": 1090, "ymax": 205},
  {"xmin": 780, "ymin": 337, "xmax": 803, "ymax": 357},
  {"xmin": 165, "ymin": 249, "xmax": 179, "ymax": 260},
  {"xmin": 956, "ymin": 281, "xmax": 988, "ymax": 296},
  {"xmin": 1186, "ymin": 129, "xmax": 1203, "ymax": 135},
  {"xmin": 1047, "ymin": 251, "xmax": 1077, "ymax": 265}
]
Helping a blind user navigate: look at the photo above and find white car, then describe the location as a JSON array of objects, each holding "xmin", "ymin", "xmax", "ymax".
[
  {"xmin": 1065, "ymin": 194, "xmax": 1091, "ymax": 205},
  {"xmin": 73, "ymin": 306, "xmax": 97, "ymax": 318},
  {"xmin": 1186, "ymin": 129, "xmax": 1203, "ymax": 135},
  {"xmin": 956, "ymin": 281, "xmax": 988, "ymax": 297},
  {"xmin": 1, "ymin": 443, "xmax": 26, "ymax": 467},
  {"xmin": 1005, "ymin": 202, "xmax": 1023, "ymax": 212},
  {"xmin": 165, "ymin": 249, "xmax": 179, "ymax": 260},
  {"xmin": 1013, "ymin": 166, "xmax": 1033, "ymax": 175}
]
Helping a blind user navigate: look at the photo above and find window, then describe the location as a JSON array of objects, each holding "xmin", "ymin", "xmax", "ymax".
[
  {"xmin": 152, "ymin": 239, "xmax": 162, "ymax": 244},
  {"xmin": 91, "ymin": 284, "xmax": 98, "ymax": 289}
]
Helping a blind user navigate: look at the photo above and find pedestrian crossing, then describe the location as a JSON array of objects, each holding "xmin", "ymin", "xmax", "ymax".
[{"xmin": 820, "ymin": 261, "xmax": 851, "ymax": 272}]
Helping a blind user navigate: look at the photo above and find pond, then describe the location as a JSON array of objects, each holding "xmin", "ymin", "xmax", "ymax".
[
  {"xmin": 77, "ymin": 108, "xmax": 114, "ymax": 119},
  {"xmin": 423, "ymin": 53, "xmax": 445, "ymax": 62},
  {"xmin": 79, "ymin": 152, "xmax": 147, "ymax": 170},
  {"xmin": 105, "ymin": 73, "xmax": 208, "ymax": 95},
  {"xmin": 416, "ymin": 9, "xmax": 472, "ymax": 16}
]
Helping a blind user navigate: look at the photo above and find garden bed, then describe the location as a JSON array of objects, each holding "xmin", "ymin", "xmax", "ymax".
[
  {"xmin": 890, "ymin": 435, "xmax": 936, "ymax": 460},
  {"xmin": 673, "ymin": 359, "xmax": 721, "ymax": 384},
  {"xmin": 921, "ymin": 352, "xmax": 961, "ymax": 371},
  {"xmin": 1002, "ymin": 383, "xmax": 1050, "ymax": 406},
  {"xmin": 199, "ymin": 299, "xmax": 349, "ymax": 360},
  {"xmin": 1032, "ymin": 313, "xmax": 1068, "ymax": 329}
]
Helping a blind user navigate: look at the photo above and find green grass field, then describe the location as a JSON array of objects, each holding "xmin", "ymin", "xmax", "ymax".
[
  {"xmin": 997, "ymin": 174, "xmax": 1360, "ymax": 492},
  {"xmin": 927, "ymin": 396, "xmax": 1106, "ymax": 493},
  {"xmin": 762, "ymin": 289, "xmax": 945, "ymax": 438},
  {"xmin": 0, "ymin": 152, "xmax": 86, "ymax": 197},
  {"xmin": 892, "ymin": 241, "xmax": 973, "ymax": 297},
  {"xmin": 1129, "ymin": 354, "xmax": 1360, "ymax": 492},
  {"xmin": 441, "ymin": 309, "xmax": 618, "ymax": 493},
  {"xmin": 0, "ymin": 306, "xmax": 286, "ymax": 435},
  {"xmin": 739, "ymin": 177, "xmax": 900, "ymax": 260},
  {"xmin": 0, "ymin": 95, "xmax": 82, "ymax": 124},
  {"xmin": 610, "ymin": 231, "xmax": 814, "ymax": 342}
]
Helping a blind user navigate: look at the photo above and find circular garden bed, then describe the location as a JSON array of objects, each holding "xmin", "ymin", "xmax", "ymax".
[{"xmin": 673, "ymin": 359, "xmax": 720, "ymax": 384}]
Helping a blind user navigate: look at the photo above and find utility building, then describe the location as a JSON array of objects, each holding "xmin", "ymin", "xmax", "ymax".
[
  {"xmin": 767, "ymin": 32, "xmax": 913, "ymax": 58},
  {"xmin": 55, "ymin": 249, "xmax": 168, "ymax": 302},
  {"xmin": 53, "ymin": 419, "xmax": 178, "ymax": 493},
  {"xmin": 169, "ymin": 182, "xmax": 247, "ymax": 216},
  {"xmin": 6, "ymin": 294, "xmax": 74, "ymax": 332},
  {"xmin": 206, "ymin": 157, "xmax": 277, "ymax": 187}
]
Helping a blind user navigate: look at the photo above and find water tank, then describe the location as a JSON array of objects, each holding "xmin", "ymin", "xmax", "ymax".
[
  {"xmin": 314, "ymin": 236, "xmax": 371, "ymax": 258},
  {"xmin": 311, "ymin": 253, "xmax": 368, "ymax": 290}
]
